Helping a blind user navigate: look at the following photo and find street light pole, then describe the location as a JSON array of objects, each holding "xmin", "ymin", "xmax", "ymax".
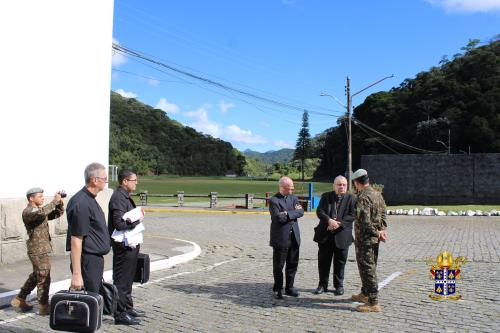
[
  {"xmin": 345, "ymin": 74, "xmax": 394, "ymax": 188},
  {"xmin": 346, "ymin": 77, "xmax": 352, "ymax": 187}
]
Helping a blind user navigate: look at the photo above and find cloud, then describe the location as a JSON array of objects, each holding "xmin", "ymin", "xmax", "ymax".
[
  {"xmin": 156, "ymin": 98, "xmax": 180, "ymax": 114},
  {"xmin": 115, "ymin": 89, "xmax": 137, "ymax": 99},
  {"xmin": 148, "ymin": 78, "xmax": 160, "ymax": 87},
  {"xmin": 111, "ymin": 38, "xmax": 127, "ymax": 67},
  {"xmin": 425, "ymin": 0, "xmax": 500, "ymax": 13},
  {"xmin": 185, "ymin": 106, "xmax": 221, "ymax": 138},
  {"xmin": 185, "ymin": 105, "xmax": 268, "ymax": 144},
  {"xmin": 224, "ymin": 125, "xmax": 267, "ymax": 144},
  {"xmin": 273, "ymin": 140, "xmax": 294, "ymax": 149},
  {"xmin": 260, "ymin": 121, "xmax": 271, "ymax": 128},
  {"xmin": 219, "ymin": 100, "xmax": 235, "ymax": 113}
]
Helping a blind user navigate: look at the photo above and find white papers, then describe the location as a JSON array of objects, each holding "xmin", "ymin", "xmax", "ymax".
[
  {"xmin": 122, "ymin": 207, "xmax": 144, "ymax": 223},
  {"xmin": 111, "ymin": 207, "xmax": 146, "ymax": 247}
]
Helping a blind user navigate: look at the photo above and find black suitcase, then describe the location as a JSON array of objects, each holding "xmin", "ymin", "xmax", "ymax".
[
  {"xmin": 50, "ymin": 289, "xmax": 103, "ymax": 333},
  {"xmin": 134, "ymin": 253, "xmax": 150, "ymax": 284},
  {"xmin": 99, "ymin": 281, "xmax": 118, "ymax": 315}
]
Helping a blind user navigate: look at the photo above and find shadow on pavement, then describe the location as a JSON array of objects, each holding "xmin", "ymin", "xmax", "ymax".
[{"xmin": 164, "ymin": 282, "xmax": 356, "ymax": 311}]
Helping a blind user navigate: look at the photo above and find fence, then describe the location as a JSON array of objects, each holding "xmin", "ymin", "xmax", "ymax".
[{"xmin": 134, "ymin": 191, "xmax": 315, "ymax": 211}]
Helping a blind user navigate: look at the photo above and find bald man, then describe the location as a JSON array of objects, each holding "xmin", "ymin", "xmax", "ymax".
[{"xmin": 269, "ymin": 176, "xmax": 304, "ymax": 299}]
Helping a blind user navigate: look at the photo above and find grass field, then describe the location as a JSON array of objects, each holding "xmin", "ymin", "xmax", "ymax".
[
  {"xmin": 109, "ymin": 176, "xmax": 333, "ymax": 205},
  {"xmin": 109, "ymin": 176, "xmax": 500, "ymax": 210}
]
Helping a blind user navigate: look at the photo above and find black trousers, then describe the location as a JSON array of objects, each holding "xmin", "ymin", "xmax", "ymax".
[
  {"xmin": 112, "ymin": 241, "xmax": 139, "ymax": 315},
  {"xmin": 317, "ymin": 234, "xmax": 350, "ymax": 290},
  {"xmin": 272, "ymin": 231, "xmax": 300, "ymax": 291},
  {"xmin": 70, "ymin": 253, "xmax": 104, "ymax": 293}
]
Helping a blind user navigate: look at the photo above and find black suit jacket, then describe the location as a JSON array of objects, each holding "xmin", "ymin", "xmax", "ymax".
[
  {"xmin": 108, "ymin": 186, "xmax": 140, "ymax": 238},
  {"xmin": 269, "ymin": 192, "xmax": 304, "ymax": 248},
  {"xmin": 315, "ymin": 192, "xmax": 356, "ymax": 249}
]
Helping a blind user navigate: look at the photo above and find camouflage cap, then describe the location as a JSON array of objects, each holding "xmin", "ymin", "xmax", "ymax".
[
  {"xmin": 26, "ymin": 187, "xmax": 44, "ymax": 196},
  {"xmin": 352, "ymin": 169, "xmax": 368, "ymax": 180}
]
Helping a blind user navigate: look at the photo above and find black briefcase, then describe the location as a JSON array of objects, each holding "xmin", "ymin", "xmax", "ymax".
[
  {"xmin": 134, "ymin": 252, "xmax": 150, "ymax": 284},
  {"xmin": 49, "ymin": 289, "xmax": 103, "ymax": 333},
  {"xmin": 99, "ymin": 281, "xmax": 118, "ymax": 315}
]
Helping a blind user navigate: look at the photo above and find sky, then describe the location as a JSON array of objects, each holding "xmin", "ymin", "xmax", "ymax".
[{"xmin": 111, "ymin": 0, "xmax": 500, "ymax": 153}]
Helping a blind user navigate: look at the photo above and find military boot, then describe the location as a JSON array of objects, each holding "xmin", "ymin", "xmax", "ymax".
[
  {"xmin": 351, "ymin": 293, "xmax": 369, "ymax": 303},
  {"xmin": 10, "ymin": 297, "xmax": 33, "ymax": 312},
  {"xmin": 356, "ymin": 303, "xmax": 382, "ymax": 312},
  {"xmin": 39, "ymin": 303, "xmax": 50, "ymax": 316}
]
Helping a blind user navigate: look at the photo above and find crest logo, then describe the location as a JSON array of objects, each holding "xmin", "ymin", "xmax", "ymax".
[{"xmin": 428, "ymin": 251, "xmax": 467, "ymax": 300}]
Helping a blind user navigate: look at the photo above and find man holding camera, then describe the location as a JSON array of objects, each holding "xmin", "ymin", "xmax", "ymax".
[
  {"xmin": 11, "ymin": 187, "xmax": 64, "ymax": 315},
  {"xmin": 108, "ymin": 170, "xmax": 144, "ymax": 325}
]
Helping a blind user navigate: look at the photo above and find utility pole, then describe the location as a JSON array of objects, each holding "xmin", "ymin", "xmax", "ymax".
[
  {"xmin": 345, "ymin": 75, "xmax": 394, "ymax": 189},
  {"xmin": 346, "ymin": 77, "xmax": 352, "ymax": 187},
  {"xmin": 321, "ymin": 74, "xmax": 393, "ymax": 189}
]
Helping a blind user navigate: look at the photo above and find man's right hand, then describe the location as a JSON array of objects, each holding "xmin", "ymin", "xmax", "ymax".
[
  {"xmin": 378, "ymin": 230, "xmax": 388, "ymax": 242},
  {"xmin": 70, "ymin": 273, "xmax": 84, "ymax": 290}
]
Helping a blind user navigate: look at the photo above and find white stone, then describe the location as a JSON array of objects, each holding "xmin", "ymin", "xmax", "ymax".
[
  {"xmin": 466, "ymin": 210, "xmax": 475, "ymax": 216},
  {"xmin": 422, "ymin": 208, "xmax": 435, "ymax": 216}
]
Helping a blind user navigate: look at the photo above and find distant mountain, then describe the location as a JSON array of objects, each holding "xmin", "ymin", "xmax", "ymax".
[{"xmin": 243, "ymin": 148, "xmax": 294, "ymax": 164}]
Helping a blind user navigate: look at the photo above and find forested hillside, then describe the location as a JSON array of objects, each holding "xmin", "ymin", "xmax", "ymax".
[
  {"xmin": 315, "ymin": 40, "xmax": 500, "ymax": 180},
  {"xmin": 109, "ymin": 92, "xmax": 246, "ymax": 175},
  {"xmin": 243, "ymin": 149, "xmax": 294, "ymax": 164}
]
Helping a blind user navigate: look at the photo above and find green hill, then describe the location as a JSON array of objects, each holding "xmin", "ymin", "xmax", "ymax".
[
  {"xmin": 109, "ymin": 92, "xmax": 245, "ymax": 175},
  {"xmin": 243, "ymin": 148, "xmax": 294, "ymax": 164},
  {"xmin": 315, "ymin": 39, "xmax": 500, "ymax": 179}
]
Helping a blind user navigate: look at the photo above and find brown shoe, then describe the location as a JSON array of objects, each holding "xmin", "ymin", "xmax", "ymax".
[
  {"xmin": 10, "ymin": 297, "xmax": 33, "ymax": 312},
  {"xmin": 351, "ymin": 293, "xmax": 369, "ymax": 303},
  {"xmin": 39, "ymin": 303, "xmax": 50, "ymax": 316},
  {"xmin": 356, "ymin": 303, "xmax": 382, "ymax": 312}
]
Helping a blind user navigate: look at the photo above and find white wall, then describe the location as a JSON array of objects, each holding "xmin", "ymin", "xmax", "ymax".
[{"xmin": 0, "ymin": 1, "xmax": 114, "ymax": 198}]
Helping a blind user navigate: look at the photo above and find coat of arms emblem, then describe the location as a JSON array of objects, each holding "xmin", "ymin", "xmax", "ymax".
[{"xmin": 428, "ymin": 251, "xmax": 467, "ymax": 300}]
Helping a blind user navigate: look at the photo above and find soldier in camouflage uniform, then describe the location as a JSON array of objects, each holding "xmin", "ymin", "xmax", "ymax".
[
  {"xmin": 351, "ymin": 169, "xmax": 388, "ymax": 312},
  {"xmin": 10, "ymin": 187, "xmax": 64, "ymax": 315}
]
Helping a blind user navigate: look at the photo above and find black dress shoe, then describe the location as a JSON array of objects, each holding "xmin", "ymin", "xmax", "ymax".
[
  {"xmin": 128, "ymin": 308, "xmax": 146, "ymax": 317},
  {"xmin": 334, "ymin": 287, "xmax": 344, "ymax": 296},
  {"xmin": 314, "ymin": 286, "xmax": 327, "ymax": 295},
  {"xmin": 115, "ymin": 313, "xmax": 140, "ymax": 325},
  {"xmin": 274, "ymin": 290, "xmax": 283, "ymax": 299},
  {"xmin": 285, "ymin": 288, "xmax": 300, "ymax": 297}
]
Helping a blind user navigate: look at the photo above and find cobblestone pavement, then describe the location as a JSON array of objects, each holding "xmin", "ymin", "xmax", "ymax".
[{"xmin": 1, "ymin": 213, "xmax": 499, "ymax": 332}]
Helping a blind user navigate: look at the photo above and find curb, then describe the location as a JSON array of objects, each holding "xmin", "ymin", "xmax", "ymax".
[
  {"xmin": 0, "ymin": 238, "xmax": 201, "ymax": 309},
  {"xmin": 144, "ymin": 208, "xmax": 316, "ymax": 215}
]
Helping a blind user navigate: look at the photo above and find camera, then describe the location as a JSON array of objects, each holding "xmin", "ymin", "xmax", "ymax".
[{"xmin": 60, "ymin": 190, "xmax": 67, "ymax": 198}]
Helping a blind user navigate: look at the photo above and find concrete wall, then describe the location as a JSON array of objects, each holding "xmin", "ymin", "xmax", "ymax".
[
  {"xmin": 0, "ymin": 189, "xmax": 113, "ymax": 265},
  {"xmin": 361, "ymin": 154, "xmax": 500, "ymax": 205},
  {"xmin": 0, "ymin": 1, "xmax": 113, "ymax": 198},
  {"xmin": 0, "ymin": 1, "xmax": 114, "ymax": 264}
]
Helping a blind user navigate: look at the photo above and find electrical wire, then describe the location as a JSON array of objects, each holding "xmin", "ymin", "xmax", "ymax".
[
  {"xmin": 113, "ymin": 43, "xmax": 344, "ymax": 118},
  {"xmin": 353, "ymin": 118, "xmax": 444, "ymax": 154}
]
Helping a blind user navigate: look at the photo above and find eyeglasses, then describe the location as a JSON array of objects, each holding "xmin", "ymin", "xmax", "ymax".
[
  {"xmin": 95, "ymin": 176, "xmax": 108, "ymax": 182},
  {"xmin": 126, "ymin": 178, "xmax": 138, "ymax": 183}
]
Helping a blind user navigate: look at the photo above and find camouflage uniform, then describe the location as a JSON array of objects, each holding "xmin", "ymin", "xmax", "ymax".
[
  {"xmin": 354, "ymin": 186, "xmax": 387, "ymax": 305},
  {"xmin": 17, "ymin": 200, "xmax": 64, "ymax": 305}
]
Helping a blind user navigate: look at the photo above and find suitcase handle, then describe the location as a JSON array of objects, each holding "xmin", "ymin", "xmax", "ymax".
[{"xmin": 68, "ymin": 288, "xmax": 87, "ymax": 294}]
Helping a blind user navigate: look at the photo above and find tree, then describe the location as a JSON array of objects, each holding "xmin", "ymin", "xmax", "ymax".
[{"xmin": 293, "ymin": 110, "xmax": 312, "ymax": 180}]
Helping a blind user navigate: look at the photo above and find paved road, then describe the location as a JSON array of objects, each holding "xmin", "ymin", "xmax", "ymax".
[{"xmin": 1, "ymin": 212, "xmax": 499, "ymax": 332}]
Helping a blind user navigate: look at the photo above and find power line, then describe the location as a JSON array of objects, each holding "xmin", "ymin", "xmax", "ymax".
[
  {"xmin": 353, "ymin": 118, "xmax": 444, "ymax": 154},
  {"xmin": 355, "ymin": 123, "xmax": 401, "ymax": 154},
  {"xmin": 113, "ymin": 43, "xmax": 344, "ymax": 118}
]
